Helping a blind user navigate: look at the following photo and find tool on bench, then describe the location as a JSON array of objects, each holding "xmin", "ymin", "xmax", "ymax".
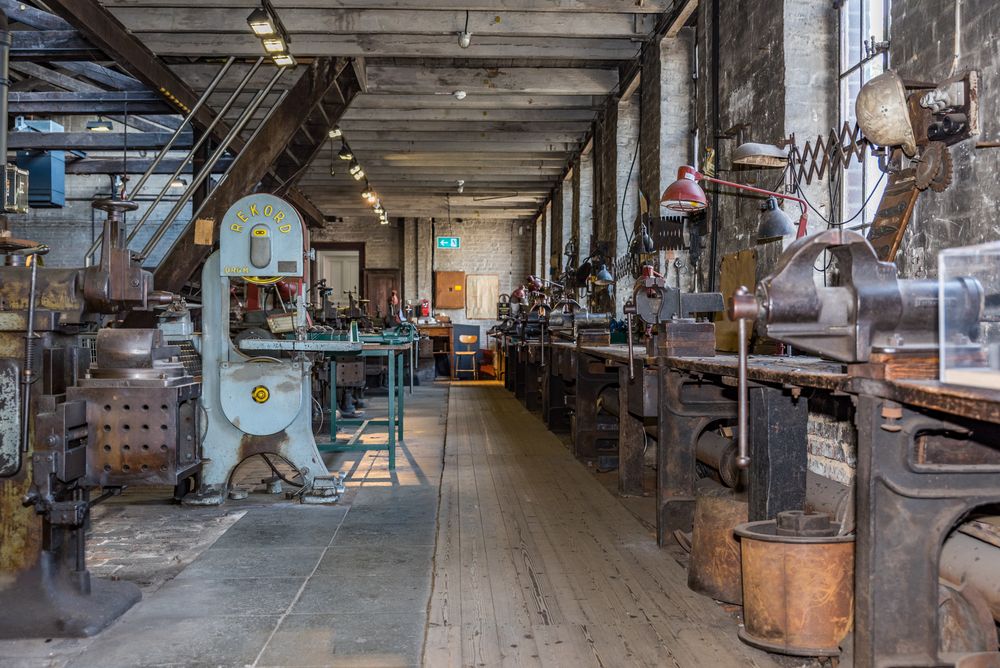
[{"xmin": 727, "ymin": 228, "xmax": 984, "ymax": 468}]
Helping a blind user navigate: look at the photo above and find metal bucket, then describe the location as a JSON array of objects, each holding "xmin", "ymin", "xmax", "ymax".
[
  {"xmin": 735, "ymin": 511, "xmax": 855, "ymax": 656},
  {"xmin": 688, "ymin": 481, "xmax": 747, "ymax": 604}
]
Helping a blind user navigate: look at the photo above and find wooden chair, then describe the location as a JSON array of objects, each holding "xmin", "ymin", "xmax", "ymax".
[{"xmin": 454, "ymin": 334, "xmax": 479, "ymax": 380}]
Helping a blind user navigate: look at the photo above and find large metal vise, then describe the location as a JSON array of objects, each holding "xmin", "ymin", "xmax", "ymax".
[{"xmin": 736, "ymin": 228, "xmax": 982, "ymax": 363}]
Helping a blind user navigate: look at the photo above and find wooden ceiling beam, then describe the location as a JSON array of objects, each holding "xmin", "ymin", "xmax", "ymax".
[
  {"xmin": 7, "ymin": 90, "xmax": 173, "ymax": 114},
  {"xmin": 111, "ymin": 8, "xmax": 656, "ymax": 38},
  {"xmin": 9, "ymin": 30, "xmax": 102, "ymax": 60},
  {"xmin": 340, "ymin": 120, "xmax": 591, "ymax": 133},
  {"xmin": 340, "ymin": 107, "xmax": 596, "ymax": 122},
  {"xmin": 8, "ymin": 131, "xmax": 191, "ymax": 150},
  {"xmin": 350, "ymin": 94, "xmax": 602, "ymax": 110},
  {"xmin": 101, "ymin": 0, "xmax": 672, "ymax": 13},
  {"xmin": 136, "ymin": 33, "xmax": 639, "ymax": 61},
  {"xmin": 366, "ymin": 66, "xmax": 617, "ymax": 96}
]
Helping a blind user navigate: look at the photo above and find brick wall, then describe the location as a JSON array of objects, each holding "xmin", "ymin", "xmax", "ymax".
[
  {"xmin": 9, "ymin": 170, "xmax": 192, "ymax": 269},
  {"xmin": 550, "ymin": 182, "xmax": 564, "ymax": 278},
  {"xmin": 431, "ymin": 218, "xmax": 532, "ymax": 328},
  {"xmin": 311, "ymin": 216, "xmax": 402, "ymax": 270},
  {"xmin": 891, "ymin": 0, "xmax": 1000, "ymax": 279},
  {"xmin": 576, "ymin": 151, "xmax": 594, "ymax": 259},
  {"xmin": 615, "ymin": 97, "xmax": 641, "ymax": 313},
  {"xmin": 592, "ymin": 103, "xmax": 618, "ymax": 256}
]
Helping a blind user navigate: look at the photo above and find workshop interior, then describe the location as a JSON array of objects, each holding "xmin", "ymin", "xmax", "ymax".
[{"xmin": 0, "ymin": 0, "xmax": 998, "ymax": 666}]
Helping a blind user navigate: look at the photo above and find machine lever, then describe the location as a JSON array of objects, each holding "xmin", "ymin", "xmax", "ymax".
[
  {"xmin": 623, "ymin": 298, "xmax": 637, "ymax": 381},
  {"xmin": 729, "ymin": 286, "xmax": 757, "ymax": 469}
]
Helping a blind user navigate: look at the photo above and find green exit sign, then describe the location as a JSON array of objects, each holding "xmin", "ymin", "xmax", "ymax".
[{"xmin": 437, "ymin": 236, "xmax": 461, "ymax": 249}]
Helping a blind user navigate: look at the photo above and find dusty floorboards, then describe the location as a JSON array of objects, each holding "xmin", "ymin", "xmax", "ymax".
[{"xmin": 424, "ymin": 381, "xmax": 780, "ymax": 668}]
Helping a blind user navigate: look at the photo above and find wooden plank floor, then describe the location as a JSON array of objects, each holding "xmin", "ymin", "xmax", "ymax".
[{"xmin": 424, "ymin": 382, "xmax": 779, "ymax": 668}]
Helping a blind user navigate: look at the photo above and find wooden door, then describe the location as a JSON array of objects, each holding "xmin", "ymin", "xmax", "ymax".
[{"xmin": 364, "ymin": 268, "xmax": 401, "ymax": 322}]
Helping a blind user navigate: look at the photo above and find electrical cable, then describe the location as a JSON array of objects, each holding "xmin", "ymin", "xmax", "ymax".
[
  {"xmin": 620, "ymin": 90, "xmax": 642, "ymax": 249},
  {"xmin": 260, "ymin": 453, "xmax": 305, "ymax": 488}
]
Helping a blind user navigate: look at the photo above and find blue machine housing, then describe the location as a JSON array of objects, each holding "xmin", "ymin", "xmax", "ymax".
[{"xmin": 13, "ymin": 119, "xmax": 66, "ymax": 208}]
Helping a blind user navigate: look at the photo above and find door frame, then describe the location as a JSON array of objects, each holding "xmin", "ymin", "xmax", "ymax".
[{"xmin": 311, "ymin": 242, "xmax": 366, "ymax": 298}]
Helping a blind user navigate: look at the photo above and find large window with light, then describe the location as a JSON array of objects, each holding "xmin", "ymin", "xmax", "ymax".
[{"xmin": 838, "ymin": 0, "xmax": 891, "ymax": 228}]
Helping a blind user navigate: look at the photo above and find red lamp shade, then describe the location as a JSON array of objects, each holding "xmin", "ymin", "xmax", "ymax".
[{"xmin": 661, "ymin": 165, "xmax": 708, "ymax": 212}]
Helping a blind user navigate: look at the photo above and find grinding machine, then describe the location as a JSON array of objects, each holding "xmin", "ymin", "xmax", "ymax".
[{"xmin": 0, "ymin": 198, "xmax": 196, "ymax": 638}]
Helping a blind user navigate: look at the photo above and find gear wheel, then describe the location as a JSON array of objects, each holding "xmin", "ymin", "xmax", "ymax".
[{"xmin": 915, "ymin": 142, "xmax": 953, "ymax": 192}]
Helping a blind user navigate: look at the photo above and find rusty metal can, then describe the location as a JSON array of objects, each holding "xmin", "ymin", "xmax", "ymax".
[
  {"xmin": 735, "ymin": 511, "xmax": 855, "ymax": 657},
  {"xmin": 688, "ymin": 481, "xmax": 747, "ymax": 605}
]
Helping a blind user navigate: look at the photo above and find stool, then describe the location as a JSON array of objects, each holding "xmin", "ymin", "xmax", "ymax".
[{"xmin": 454, "ymin": 335, "xmax": 479, "ymax": 380}]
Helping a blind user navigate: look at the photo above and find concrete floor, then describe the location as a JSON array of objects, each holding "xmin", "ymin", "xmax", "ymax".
[{"xmin": 0, "ymin": 382, "xmax": 449, "ymax": 668}]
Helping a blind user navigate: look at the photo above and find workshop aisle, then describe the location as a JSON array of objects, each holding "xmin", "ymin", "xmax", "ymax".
[
  {"xmin": 23, "ymin": 383, "xmax": 450, "ymax": 668},
  {"xmin": 424, "ymin": 382, "xmax": 779, "ymax": 668}
]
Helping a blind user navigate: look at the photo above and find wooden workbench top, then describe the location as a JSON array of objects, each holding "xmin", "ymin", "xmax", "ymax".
[
  {"xmin": 578, "ymin": 344, "xmax": 657, "ymax": 366},
  {"xmin": 664, "ymin": 354, "xmax": 847, "ymax": 391},
  {"xmin": 847, "ymin": 377, "xmax": 1000, "ymax": 425}
]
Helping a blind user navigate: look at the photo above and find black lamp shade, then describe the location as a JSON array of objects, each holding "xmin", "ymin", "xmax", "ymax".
[{"xmin": 757, "ymin": 196, "xmax": 795, "ymax": 242}]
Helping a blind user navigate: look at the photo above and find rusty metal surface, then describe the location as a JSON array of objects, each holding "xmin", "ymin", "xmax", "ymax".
[
  {"xmin": 736, "ymin": 517, "xmax": 854, "ymax": 657},
  {"xmin": 938, "ymin": 580, "xmax": 999, "ymax": 656},
  {"xmin": 688, "ymin": 482, "xmax": 746, "ymax": 605},
  {"xmin": 0, "ymin": 359, "xmax": 20, "ymax": 477}
]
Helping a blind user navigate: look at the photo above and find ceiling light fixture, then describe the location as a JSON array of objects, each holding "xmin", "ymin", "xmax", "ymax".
[
  {"xmin": 248, "ymin": 1, "xmax": 294, "ymax": 67},
  {"xmin": 86, "ymin": 117, "xmax": 113, "ymax": 132},
  {"xmin": 453, "ymin": 90, "xmax": 467, "ymax": 100},
  {"xmin": 169, "ymin": 177, "xmax": 187, "ymax": 189},
  {"xmin": 328, "ymin": 126, "xmax": 342, "ymax": 139},
  {"xmin": 272, "ymin": 53, "xmax": 296, "ymax": 68},
  {"xmin": 338, "ymin": 144, "xmax": 353, "ymax": 160},
  {"xmin": 261, "ymin": 37, "xmax": 286, "ymax": 54},
  {"xmin": 456, "ymin": 179, "xmax": 465, "ymax": 194},
  {"xmin": 458, "ymin": 10, "xmax": 472, "ymax": 48},
  {"xmin": 246, "ymin": 7, "xmax": 276, "ymax": 36}
]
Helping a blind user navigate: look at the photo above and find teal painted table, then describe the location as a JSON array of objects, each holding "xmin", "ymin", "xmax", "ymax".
[{"xmin": 316, "ymin": 342, "xmax": 411, "ymax": 469}]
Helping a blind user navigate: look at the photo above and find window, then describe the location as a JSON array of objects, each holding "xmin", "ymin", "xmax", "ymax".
[{"xmin": 838, "ymin": 0, "xmax": 891, "ymax": 228}]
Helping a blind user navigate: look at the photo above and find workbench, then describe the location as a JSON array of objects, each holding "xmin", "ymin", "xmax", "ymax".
[
  {"xmin": 841, "ymin": 376, "xmax": 1000, "ymax": 666},
  {"xmin": 417, "ymin": 323, "xmax": 453, "ymax": 379},
  {"xmin": 317, "ymin": 342, "xmax": 411, "ymax": 470},
  {"xmin": 569, "ymin": 346, "xmax": 1000, "ymax": 667}
]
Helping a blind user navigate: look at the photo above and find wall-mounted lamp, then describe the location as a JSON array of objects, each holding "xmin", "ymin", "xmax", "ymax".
[
  {"xmin": 593, "ymin": 260, "xmax": 614, "ymax": 286},
  {"xmin": 757, "ymin": 196, "xmax": 796, "ymax": 241},
  {"xmin": 732, "ymin": 141, "xmax": 790, "ymax": 168},
  {"xmin": 661, "ymin": 165, "xmax": 809, "ymax": 239}
]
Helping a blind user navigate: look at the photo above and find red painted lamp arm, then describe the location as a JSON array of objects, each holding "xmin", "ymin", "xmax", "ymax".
[{"xmin": 698, "ymin": 172, "xmax": 809, "ymax": 239}]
